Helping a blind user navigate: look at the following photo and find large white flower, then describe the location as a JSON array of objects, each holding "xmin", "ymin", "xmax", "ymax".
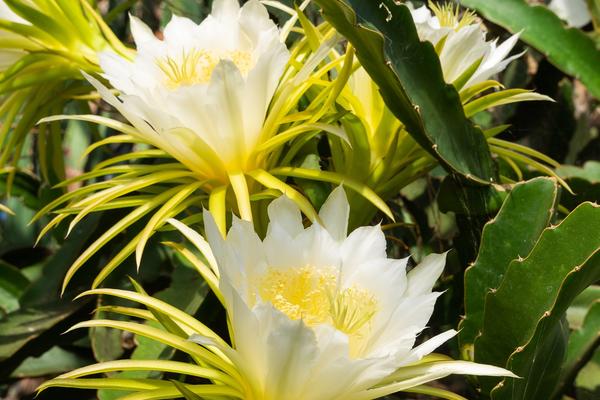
[
  {"xmin": 200, "ymin": 187, "xmax": 514, "ymax": 400},
  {"xmin": 549, "ymin": 0, "xmax": 592, "ymax": 28},
  {"xmin": 409, "ymin": 2, "xmax": 522, "ymax": 90},
  {"xmin": 89, "ymin": 0, "xmax": 289, "ymax": 183}
]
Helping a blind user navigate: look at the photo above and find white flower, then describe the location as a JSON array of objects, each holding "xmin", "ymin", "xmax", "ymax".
[
  {"xmin": 88, "ymin": 0, "xmax": 289, "ymax": 182},
  {"xmin": 408, "ymin": 2, "xmax": 522, "ymax": 90},
  {"xmin": 201, "ymin": 187, "xmax": 514, "ymax": 400},
  {"xmin": 549, "ymin": 0, "xmax": 591, "ymax": 28}
]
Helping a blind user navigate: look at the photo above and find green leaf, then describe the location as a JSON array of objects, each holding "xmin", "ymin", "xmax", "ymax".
[
  {"xmin": 557, "ymin": 161, "xmax": 600, "ymax": 210},
  {"xmin": 459, "ymin": 177, "xmax": 558, "ymax": 353},
  {"xmin": 18, "ymin": 213, "xmax": 102, "ymax": 306},
  {"xmin": 0, "ymin": 197, "xmax": 38, "ymax": 256},
  {"xmin": 567, "ymin": 285, "xmax": 600, "ymax": 329},
  {"xmin": 91, "ymin": 295, "xmax": 128, "ymax": 364},
  {"xmin": 556, "ymin": 301, "xmax": 600, "ymax": 397},
  {"xmin": 473, "ymin": 202, "xmax": 600, "ymax": 398},
  {"xmin": 294, "ymin": 154, "xmax": 331, "ymax": 212},
  {"xmin": 558, "ymin": 161, "xmax": 600, "ymax": 183},
  {"xmin": 0, "ymin": 300, "xmax": 86, "ymax": 379},
  {"xmin": 314, "ymin": 0, "xmax": 495, "ymax": 183},
  {"xmin": 10, "ymin": 346, "xmax": 91, "ymax": 378},
  {"xmin": 0, "ymin": 170, "xmax": 40, "ymax": 210},
  {"xmin": 438, "ymin": 178, "xmax": 509, "ymax": 216},
  {"xmin": 575, "ymin": 348, "xmax": 600, "ymax": 399},
  {"xmin": 493, "ymin": 250, "xmax": 600, "ymax": 400},
  {"xmin": 0, "ymin": 260, "xmax": 29, "ymax": 314},
  {"xmin": 161, "ymin": 0, "xmax": 209, "ymax": 25},
  {"xmin": 459, "ymin": 0, "xmax": 600, "ymax": 99}
]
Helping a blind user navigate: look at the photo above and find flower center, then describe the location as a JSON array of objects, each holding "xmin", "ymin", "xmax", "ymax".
[
  {"xmin": 429, "ymin": 1, "xmax": 477, "ymax": 30},
  {"xmin": 258, "ymin": 266, "xmax": 378, "ymax": 353},
  {"xmin": 258, "ymin": 266, "xmax": 335, "ymax": 326},
  {"xmin": 156, "ymin": 48, "xmax": 253, "ymax": 88}
]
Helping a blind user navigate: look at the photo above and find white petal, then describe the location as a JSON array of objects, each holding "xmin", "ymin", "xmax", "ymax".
[
  {"xmin": 340, "ymin": 258, "xmax": 409, "ymax": 357},
  {"xmin": 341, "ymin": 225, "xmax": 387, "ymax": 266},
  {"xmin": 366, "ymin": 292, "xmax": 441, "ymax": 359},
  {"xmin": 206, "ymin": 60, "xmax": 248, "ymax": 169},
  {"xmin": 295, "ymin": 223, "xmax": 341, "ymax": 269},
  {"xmin": 263, "ymin": 313, "xmax": 319, "ymax": 398},
  {"xmin": 426, "ymin": 360, "xmax": 517, "ymax": 378},
  {"xmin": 395, "ymin": 360, "xmax": 518, "ymax": 381},
  {"xmin": 410, "ymin": 5, "xmax": 434, "ymax": 24},
  {"xmin": 263, "ymin": 229, "xmax": 305, "ymax": 269},
  {"xmin": 128, "ymin": 15, "xmax": 158, "ymax": 47},
  {"xmin": 303, "ymin": 325, "xmax": 395, "ymax": 400},
  {"xmin": 318, "ymin": 186, "xmax": 349, "ymax": 241},
  {"xmin": 439, "ymin": 25, "xmax": 487, "ymax": 83},
  {"xmin": 222, "ymin": 215, "xmax": 266, "ymax": 291},
  {"xmin": 99, "ymin": 51, "xmax": 137, "ymax": 94},
  {"xmin": 341, "ymin": 258, "xmax": 408, "ymax": 308},
  {"xmin": 366, "ymin": 360, "xmax": 516, "ymax": 399},
  {"xmin": 0, "ymin": 2, "xmax": 28, "ymax": 24},
  {"xmin": 211, "ymin": 0, "xmax": 241, "ymax": 20},
  {"xmin": 406, "ymin": 252, "xmax": 447, "ymax": 296},
  {"xmin": 163, "ymin": 14, "xmax": 202, "ymax": 50},
  {"xmin": 241, "ymin": 34, "xmax": 289, "ymax": 149},
  {"xmin": 203, "ymin": 209, "xmax": 227, "ymax": 263},
  {"xmin": 408, "ymin": 329, "xmax": 457, "ymax": 361},
  {"xmin": 222, "ymin": 285, "xmax": 266, "ymax": 389},
  {"xmin": 267, "ymin": 195, "xmax": 304, "ymax": 238},
  {"xmin": 239, "ymin": 0, "xmax": 273, "ymax": 43},
  {"xmin": 466, "ymin": 33, "xmax": 523, "ymax": 88},
  {"xmin": 82, "ymin": 72, "xmax": 159, "ymax": 143},
  {"xmin": 549, "ymin": 0, "xmax": 591, "ymax": 28}
]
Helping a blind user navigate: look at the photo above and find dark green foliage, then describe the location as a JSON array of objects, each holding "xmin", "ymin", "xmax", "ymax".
[{"xmin": 314, "ymin": 0, "xmax": 496, "ymax": 183}]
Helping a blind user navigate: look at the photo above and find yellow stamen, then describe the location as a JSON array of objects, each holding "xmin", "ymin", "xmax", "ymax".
[
  {"xmin": 258, "ymin": 266, "xmax": 378, "ymax": 356},
  {"xmin": 429, "ymin": 1, "xmax": 477, "ymax": 30},
  {"xmin": 156, "ymin": 48, "xmax": 253, "ymax": 89},
  {"xmin": 330, "ymin": 286, "xmax": 378, "ymax": 336},
  {"xmin": 258, "ymin": 266, "xmax": 336, "ymax": 326}
]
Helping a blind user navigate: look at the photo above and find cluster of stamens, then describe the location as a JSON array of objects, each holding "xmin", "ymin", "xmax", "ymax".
[
  {"xmin": 428, "ymin": 1, "xmax": 477, "ymax": 30},
  {"xmin": 156, "ymin": 48, "xmax": 253, "ymax": 88},
  {"xmin": 258, "ymin": 265, "xmax": 378, "ymax": 356}
]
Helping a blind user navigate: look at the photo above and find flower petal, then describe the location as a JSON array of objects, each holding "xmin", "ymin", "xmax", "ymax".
[
  {"xmin": 355, "ymin": 360, "xmax": 515, "ymax": 400},
  {"xmin": 129, "ymin": 15, "xmax": 158, "ymax": 47},
  {"xmin": 267, "ymin": 195, "xmax": 304, "ymax": 238},
  {"xmin": 212, "ymin": 0, "xmax": 241, "ymax": 20},
  {"xmin": 261, "ymin": 307, "xmax": 319, "ymax": 399},
  {"xmin": 341, "ymin": 225, "xmax": 387, "ymax": 267},
  {"xmin": 549, "ymin": 0, "xmax": 591, "ymax": 28},
  {"xmin": 318, "ymin": 186, "xmax": 350, "ymax": 241},
  {"xmin": 406, "ymin": 252, "xmax": 447, "ymax": 296},
  {"xmin": 408, "ymin": 329, "xmax": 457, "ymax": 361}
]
